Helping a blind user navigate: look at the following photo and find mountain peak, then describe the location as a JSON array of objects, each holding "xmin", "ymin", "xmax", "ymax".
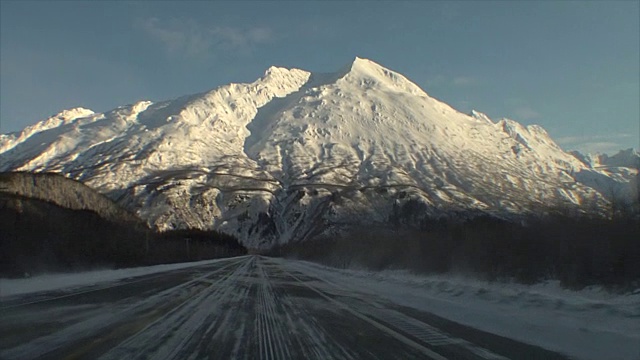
[
  {"xmin": 346, "ymin": 56, "xmax": 395, "ymax": 76},
  {"xmin": 470, "ymin": 110, "xmax": 493, "ymax": 124},
  {"xmin": 339, "ymin": 57, "xmax": 425, "ymax": 95},
  {"xmin": 350, "ymin": 56, "xmax": 381, "ymax": 70},
  {"xmin": 264, "ymin": 65, "xmax": 300, "ymax": 78},
  {"xmin": 54, "ymin": 107, "xmax": 95, "ymax": 122}
]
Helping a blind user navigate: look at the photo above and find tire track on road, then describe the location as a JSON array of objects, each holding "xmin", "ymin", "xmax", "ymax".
[
  {"xmin": 272, "ymin": 258, "xmax": 575, "ymax": 360},
  {"xmin": 275, "ymin": 258, "xmax": 511, "ymax": 360},
  {"xmin": 0, "ymin": 257, "xmax": 248, "ymax": 360},
  {"xmin": 281, "ymin": 268, "xmax": 447, "ymax": 359},
  {"xmin": 184, "ymin": 256, "xmax": 258, "ymax": 360},
  {"xmin": 258, "ymin": 258, "xmax": 357, "ymax": 360},
  {"xmin": 98, "ymin": 256, "xmax": 254, "ymax": 360},
  {"xmin": 256, "ymin": 256, "xmax": 291, "ymax": 360}
]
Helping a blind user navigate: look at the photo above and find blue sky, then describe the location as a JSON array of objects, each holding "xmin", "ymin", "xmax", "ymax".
[{"xmin": 1, "ymin": 1, "xmax": 638, "ymax": 154}]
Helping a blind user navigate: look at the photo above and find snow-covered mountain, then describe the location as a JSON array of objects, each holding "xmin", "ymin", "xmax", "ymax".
[
  {"xmin": 569, "ymin": 149, "xmax": 639, "ymax": 208},
  {"xmin": 0, "ymin": 57, "xmax": 634, "ymax": 248},
  {"xmin": 570, "ymin": 148, "xmax": 639, "ymax": 169}
]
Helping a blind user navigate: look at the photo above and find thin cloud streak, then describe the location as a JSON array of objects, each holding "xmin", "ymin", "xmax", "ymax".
[
  {"xmin": 576, "ymin": 142, "xmax": 629, "ymax": 155},
  {"xmin": 426, "ymin": 75, "xmax": 479, "ymax": 89},
  {"xmin": 135, "ymin": 17, "xmax": 274, "ymax": 59},
  {"xmin": 556, "ymin": 133, "xmax": 636, "ymax": 154},
  {"xmin": 556, "ymin": 133, "xmax": 633, "ymax": 145},
  {"xmin": 513, "ymin": 106, "xmax": 540, "ymax": 120},
  {"xmin": 452, "ymin": 76, "xmax": 478, "ymax": 87}
]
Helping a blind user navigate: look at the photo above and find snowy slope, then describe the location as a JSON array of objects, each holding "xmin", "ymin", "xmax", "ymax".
[
  {"xmin": 570, "ymin": 149, "xmax": 639, "ymax": 207},
  {"xmin": 0, "ymin": 57, "xmax": 628, "ymax": 248},
  {"xmin": 0, "ymin": 172, "xmax": 141, "ymax": 225},
  {"xmin": 571, "ymin": 148, "xmax": 639, "ymax": 169}
]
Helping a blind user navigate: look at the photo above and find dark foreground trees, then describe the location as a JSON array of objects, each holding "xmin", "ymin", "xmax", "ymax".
[
  {"xmin": 270, "ymin": 214, "xmax": 640, "ymax": 291},
  {"xmin": 0, "ymin": 194, "xmax": 246, "ymax": 277}
]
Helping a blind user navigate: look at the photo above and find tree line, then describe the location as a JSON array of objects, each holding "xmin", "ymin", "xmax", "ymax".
[
  {"xmin": 0, "ymin": 193, "xmax": 246, "ymax": 277},
  {"xmin": 269, "ymin": 212, "xmax": 640, "ymax": 291}
]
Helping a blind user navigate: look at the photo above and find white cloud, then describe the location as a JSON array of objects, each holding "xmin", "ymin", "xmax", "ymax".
[
  {"xmin": 513, "ymin": 106, "xmax": 540, "ymax": 120},
  {"xmin": 135, "ymin": 17, "xmax": 273, "ymax": 58},
  {"xmin": 425, "ymin": 75, "xmax": 446, "ymax": 88},
  {"xmin": 556, "ymin": 133, "xmax": 635, "ymax": 154},
  {"xmin": 556, "ymin": 133, "xmax": 633, "ymax": 145},
  {"xmin": 452, "ymin": 76, "xmax": 477, "ymax": 87},
  {"xmin": 455, "ymin": 100, "xmax": 472, "ymax": 110},
  {"xmin": 579, "ymin": 142, "xmax": 628, "ymax": 154}
]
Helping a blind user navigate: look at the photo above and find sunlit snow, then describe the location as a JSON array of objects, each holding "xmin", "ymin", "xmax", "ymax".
[{"xmin": 0, "ymin": 57, "xmax": 636, "ymax": 248}]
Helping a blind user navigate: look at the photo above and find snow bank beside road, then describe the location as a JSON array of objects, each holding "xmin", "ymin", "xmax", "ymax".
[
  {"xmin": 0, "ymin": 256, "xmax": 247, "ymax": 297},
  {"xmin": 278, "ymin": 259, "xmax": 640, "ymax": 360}
]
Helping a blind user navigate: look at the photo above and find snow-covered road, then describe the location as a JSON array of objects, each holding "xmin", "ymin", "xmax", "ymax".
[{"xmin": 0, "ymin": 256, "xmax": 623, "ymax": 359}]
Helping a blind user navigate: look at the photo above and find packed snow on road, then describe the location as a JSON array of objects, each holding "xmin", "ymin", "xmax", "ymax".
[{"xmin": 1, "ymin": 256, "xmax": 637, "ymax": 360}]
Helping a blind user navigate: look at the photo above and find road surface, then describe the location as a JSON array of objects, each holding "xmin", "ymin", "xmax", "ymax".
[{"xmin": 0, "ymin": 255, "xmax": 568, "ymax": 360}]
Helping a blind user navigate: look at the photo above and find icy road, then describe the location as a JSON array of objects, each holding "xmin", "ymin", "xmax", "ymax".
[{"xmin": 1, "ymin": 256, "xmax": 570, "ymax": 359}]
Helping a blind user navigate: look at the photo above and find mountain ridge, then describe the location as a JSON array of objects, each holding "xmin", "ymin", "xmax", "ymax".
[{"xmin": 0, "ymin": 57, "xmax": 636, "ymax": 248}]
